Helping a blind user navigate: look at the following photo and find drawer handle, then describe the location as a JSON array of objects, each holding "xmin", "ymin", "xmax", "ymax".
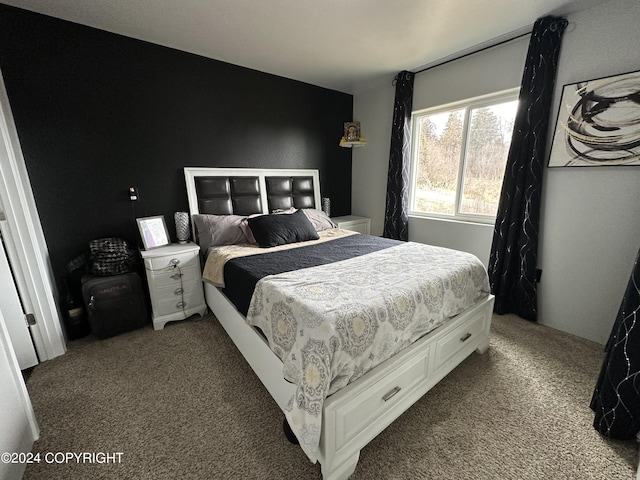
[
  {"xmin": 176, "ymin": 301, "xmax": 187, "ymax": 309},
  {"xmin": 460, "ymin": 332, "xmax": 472, "ymax": 342},
  {"xmin": 169, "ymin": 258, "xmax": 180, "ymax": 266},
  {"xmin": 170, "ymin": 273, "xmax": 183, "ymax": 280},
  {"xmin": 174, "ymin": 288, "xmax": 184, "ymax": 295},
  {"xmin": 382, "ymin": 386, "xmax": 401, "ymax": 402}
]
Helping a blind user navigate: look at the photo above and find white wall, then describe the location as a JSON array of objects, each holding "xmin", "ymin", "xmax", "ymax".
[
  {"xmin": 351, "ymin": 77, "xmax": 395, "ymax": 238},
  {"xmin": 538, "ymin": 0, "xmax": 640, "ymax": 344},
  {"xmin": 352, "ymin": 0, "xmax": 640, "ymax": 344}
]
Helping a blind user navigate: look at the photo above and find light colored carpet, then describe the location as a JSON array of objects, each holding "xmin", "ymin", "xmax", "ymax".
[{"xmin": 23, "ymin": 313, "xmax": 637, "ymax": 479}]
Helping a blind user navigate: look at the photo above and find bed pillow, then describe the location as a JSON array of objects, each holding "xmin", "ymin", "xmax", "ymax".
[
  {"xmin": 239, "ymin": 215, "xmax": 259, "ymax": 245},
  {"xmin": 247, "ymin": 209, "xmax": 319, "ymax": 247},
  {"xmin": 192, "ymin": 214, "xmax": 248, "ymax": 251},
  {"xmin": 302, "ymin": 208, "xmax": 336, "ymax": 231},
  {"xmin": 240, "ymin": 208, "xmax": 296, "ymax": 244}
]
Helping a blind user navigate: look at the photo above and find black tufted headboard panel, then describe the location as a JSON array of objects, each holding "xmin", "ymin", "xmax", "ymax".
[
  {"xmin": 265, "ymin": 176, "xmax": 315, "ymax": 212},
  {"xmin": 185, "ymin": 167, "xmax": 321, "ymax": 220},
  {"xmin": 194, "ymin": 176, "xmax": 262, "ymax": 215}
]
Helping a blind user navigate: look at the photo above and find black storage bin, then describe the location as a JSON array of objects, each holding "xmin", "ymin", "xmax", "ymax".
[{"xmin": 82, "ymin": 272, "xmax": 149, "ymax": 339}]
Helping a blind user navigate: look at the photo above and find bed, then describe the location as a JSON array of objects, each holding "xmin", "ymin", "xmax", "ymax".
[{"xmin": 184, "ymin": 167, "xmax": 494, "ymax": 480}]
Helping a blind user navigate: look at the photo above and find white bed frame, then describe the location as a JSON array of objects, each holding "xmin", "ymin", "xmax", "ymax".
[{"xmin": 184, "ymin": 167, "xmax": 494, "ymax": 480}]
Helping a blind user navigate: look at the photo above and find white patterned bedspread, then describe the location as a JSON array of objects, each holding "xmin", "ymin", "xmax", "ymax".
[{"xmin": 245, "ymin": 241, "xmax": 490, "ymax": 462}]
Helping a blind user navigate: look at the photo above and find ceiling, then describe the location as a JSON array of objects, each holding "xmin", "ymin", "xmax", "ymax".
[{"xmin": 3, "ymin": 0, "xmax": 609, "ymax": 94}]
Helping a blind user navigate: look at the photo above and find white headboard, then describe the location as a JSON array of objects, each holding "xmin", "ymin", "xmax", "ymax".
[{"xmin": 183, "ymin": 167, "xmax": 322, "ymax": 217}]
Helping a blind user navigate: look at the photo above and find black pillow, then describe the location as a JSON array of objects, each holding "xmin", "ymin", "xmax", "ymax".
[{"xmin": 247, "ymin": 209, "xmax": 319, "ymax": 247}]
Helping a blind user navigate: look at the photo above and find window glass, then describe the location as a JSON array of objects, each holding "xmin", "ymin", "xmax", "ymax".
[
  {"xmin": 414, "ymin": 109, "xmax": 464, "ymax": 215},
  {"xmin": 460, "ymin": 101, "xmax": 517, "ymax": 216},
  {"xmin": 410, "ymin": 92, "xmax": 518, "ymax": 222}
]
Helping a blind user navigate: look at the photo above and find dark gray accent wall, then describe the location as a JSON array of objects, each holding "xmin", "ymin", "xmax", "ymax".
[{"xmin": 0, "ymin": 4, "xmax": 353, "ymax": 284}]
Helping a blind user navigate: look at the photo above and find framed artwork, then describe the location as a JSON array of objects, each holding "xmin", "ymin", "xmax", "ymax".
[
  {"xmin": 548, "ymin": 69, "xmax": 640, "ymax": 167},
  {"xmin": 344, "ymin": 121, "xmax": 361, "ymax": 142},
  {"xmin": 136, "ymin": 215, "xmax": 170, "ymax": 250}
]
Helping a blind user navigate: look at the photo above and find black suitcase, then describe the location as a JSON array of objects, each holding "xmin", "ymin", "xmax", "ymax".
[{"xmin": 82, "ymin": 272, "xmax": 149, "ymax": 339}]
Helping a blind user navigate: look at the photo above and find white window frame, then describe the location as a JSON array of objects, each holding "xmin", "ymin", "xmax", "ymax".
[{"xmin": 408, "ymin": 88, "xmax": 519, "ymax": 224}]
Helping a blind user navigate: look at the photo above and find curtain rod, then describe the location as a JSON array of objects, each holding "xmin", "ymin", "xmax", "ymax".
[{"xmin": 413, "ymin": 27, "xmax": 532, "ymax": 75}]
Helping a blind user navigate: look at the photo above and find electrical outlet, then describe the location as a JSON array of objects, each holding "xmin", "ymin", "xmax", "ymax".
[{"xmin": 129, "ymin": 186, "xmax": 139, "ymax": 201}]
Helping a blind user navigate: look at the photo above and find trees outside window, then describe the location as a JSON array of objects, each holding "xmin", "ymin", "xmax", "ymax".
[{"xmin": 410, "ymin": 90, "xmax": 518, "ymax": 223}]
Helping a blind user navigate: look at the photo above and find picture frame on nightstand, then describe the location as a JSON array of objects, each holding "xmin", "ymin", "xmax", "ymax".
[{"xmin": 136, "ymin": 215, "xmax": 170, "ymax": 250}]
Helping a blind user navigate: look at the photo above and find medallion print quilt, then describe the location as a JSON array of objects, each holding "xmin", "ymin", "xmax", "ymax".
[{"xmin": 245, "ymin": 241, "xmax": 490, "ymax": 462}]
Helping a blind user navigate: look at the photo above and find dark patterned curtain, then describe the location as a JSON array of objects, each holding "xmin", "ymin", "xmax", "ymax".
[
  {"xmin": 488, "ymin": 16, "xmax": 568, "ymax": 321},
  {"xmin": 383, "ymin": 70, "xmax": 414, "ymax": 241},
  {"xmin": 591, "ymin": 247, "xmax": 640, "ymax": 439}
]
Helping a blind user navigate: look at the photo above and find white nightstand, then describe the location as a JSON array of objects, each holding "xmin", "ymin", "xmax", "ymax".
[
  {"xmin": 332, "ymin": 215, "xmax": 371, "ymax": 235},
  {"xmin": 140, "ymin": 242, "xmax": 207, "ymax": 330}
]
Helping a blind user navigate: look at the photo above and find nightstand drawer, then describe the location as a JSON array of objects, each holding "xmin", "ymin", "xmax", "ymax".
[
  {"xmin": 155, "ymin": 278, "xmax": 201, "ymax": 301},
  {"xmin": 332, "ymin": 215, "xmax": 371, "ymax": 235},
  {"xmin": 149, "ymin": 265, "xmax": 200, "ymax": 288},
  {"xmin": 153, "ymin": 286, "xmax": 204, "ymax": 316},
  {"xmin": 146, "ymin": 250, "xmax": 199, "ymax": 271}
]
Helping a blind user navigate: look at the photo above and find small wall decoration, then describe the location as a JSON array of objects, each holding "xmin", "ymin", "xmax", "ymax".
[
  {"xmin": 344, "ymin": 121, "xmax": 361, "ymax": 142},
  {"xmin": 548, "ymin": 69, "xmax": 640, "ymax": 167}
]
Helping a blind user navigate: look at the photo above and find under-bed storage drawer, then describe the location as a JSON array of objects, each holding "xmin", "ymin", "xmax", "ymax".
[
  {"xmin": 332, "ymin": 344, "xmax": 431, "ymax": 450},
  {"xmin": 434, "ymin": 309, "xmax": 486, "ymax": 371}
]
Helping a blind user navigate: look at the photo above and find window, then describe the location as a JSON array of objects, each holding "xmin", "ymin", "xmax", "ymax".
[{"xmin": 409, "ymin": 90, "xmax": 519, "ymax": 223}]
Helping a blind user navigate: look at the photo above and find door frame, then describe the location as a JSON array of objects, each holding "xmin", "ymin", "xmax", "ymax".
[
  {"xmin": 0, "ymin": 69, "xmax": 66, "ymax": 361},
  {"xmin": 0, "ymin": 308, "xmax": 39, "ymax": 480}
]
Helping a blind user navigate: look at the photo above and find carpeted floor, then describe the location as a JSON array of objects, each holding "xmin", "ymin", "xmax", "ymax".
[{"xmin": 23, "ymin": 313, "xmax": 637, "ymax": 480}]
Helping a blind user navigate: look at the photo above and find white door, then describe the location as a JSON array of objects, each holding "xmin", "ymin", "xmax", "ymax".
[
  {"xmin": 0, "ymin": 69, "xmax": 66, "ymax": 363},
  {"xmin": 0, "ymin": 308, "xmax": 39, "ymax": 480},
  {"xmin": 0, "ymin": 219, "xmax": 38, "ymax": 370}
]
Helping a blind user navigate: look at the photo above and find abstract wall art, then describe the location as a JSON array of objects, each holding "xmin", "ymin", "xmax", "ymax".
[{"xmin": 548, "ymin": 69, "xmax": 640, "ymax": 167}]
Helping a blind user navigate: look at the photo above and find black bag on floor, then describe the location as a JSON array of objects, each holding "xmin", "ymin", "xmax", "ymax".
[
  {"xmin": 89, "ymin": 237, "xmax": 136, "ymax": 276},
  {"xmin": 82, "ymin": 272, "xmax": 149, "ymax": 339}
]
